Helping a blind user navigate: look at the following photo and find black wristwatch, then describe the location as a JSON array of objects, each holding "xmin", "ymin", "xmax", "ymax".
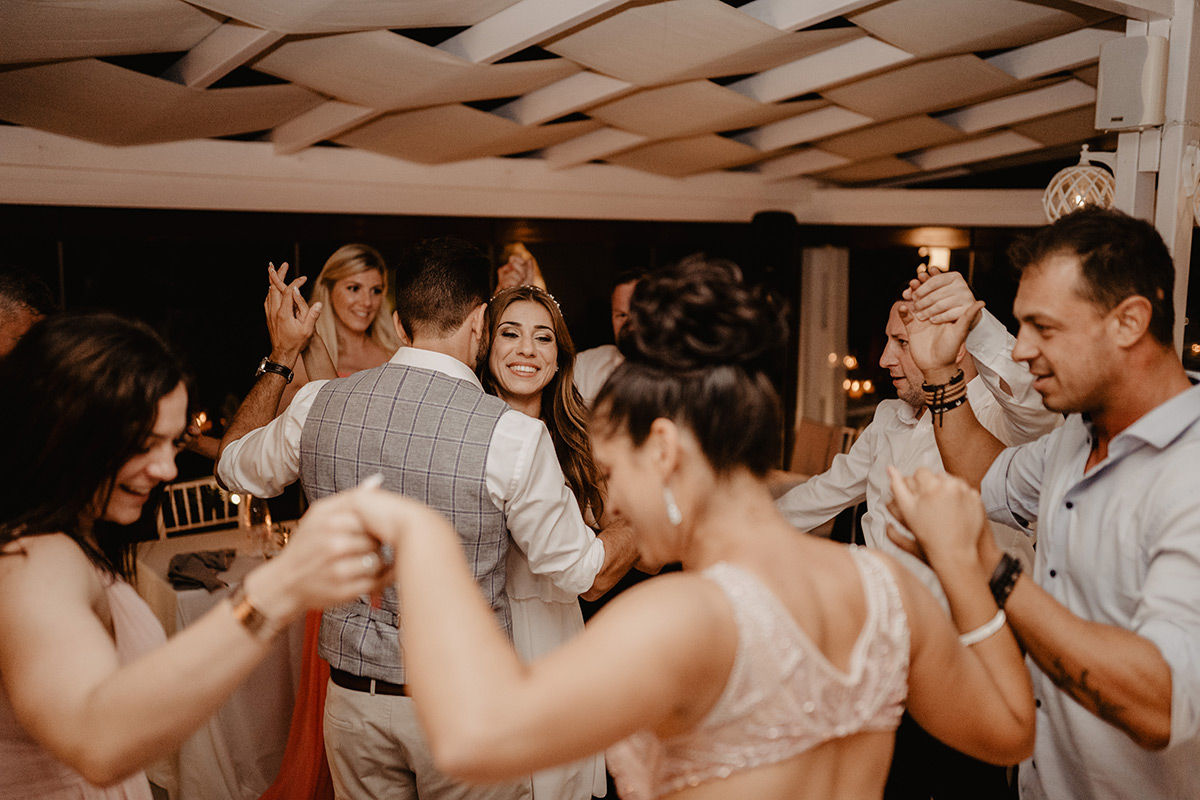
[
  {"xmin": 989, "ymin": 553, "xmax": 1024, "ymax": 609},
  {"xmin": 256, "ymin": 357, "xmax": 294, "ymax": 384}
]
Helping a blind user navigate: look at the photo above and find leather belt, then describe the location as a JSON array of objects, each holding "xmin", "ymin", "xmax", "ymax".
[{"xmin": 329, "ymin": 667, "xmax": 408, "ymax": 697}]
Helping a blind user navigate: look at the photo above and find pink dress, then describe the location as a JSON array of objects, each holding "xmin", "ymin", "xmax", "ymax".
[
  {"xmin": 606, "ymin": 548, "xmax": 910, "ymax": 799},
  {"xmin": 0, "ymin": 577, "xmax": 167, "ymax": 799}
]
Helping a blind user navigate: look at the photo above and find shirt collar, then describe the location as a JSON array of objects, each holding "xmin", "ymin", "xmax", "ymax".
[
  {"xmin": 1104, "ymin": 371, "xmax": 1200, "ymax": 453},
  {"xmin": 388, "ymin": 346, "xmax": 483, "ymax": 389}
]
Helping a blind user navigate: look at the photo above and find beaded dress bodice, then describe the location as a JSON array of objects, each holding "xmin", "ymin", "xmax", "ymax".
[{"xmin": 606, "ymin": 548, "xmax": 910, "ymax": 799}]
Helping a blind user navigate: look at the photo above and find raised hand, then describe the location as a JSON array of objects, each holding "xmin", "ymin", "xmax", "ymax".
[
  {"xmin": 495, "ymin": 244, "xmax": 546, "ymax": 291},
  {"xmin": 904, "ymin": 266, "xmax": 985, "ymax": 327},
  {"xmin": 897, "ymin": 300, "xmax": 980, "ymax": 382},
  {"xmin": 264, "ymin": 262, "xmax": 321, "ymax": 364}
]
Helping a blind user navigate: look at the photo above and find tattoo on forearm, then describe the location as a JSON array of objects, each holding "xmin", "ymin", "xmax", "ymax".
[{"xmin": 1046, "ymin": 659, "xmax": 1126, "ymax": 727}]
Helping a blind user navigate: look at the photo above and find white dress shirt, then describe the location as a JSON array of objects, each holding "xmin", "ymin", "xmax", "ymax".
[
  {"xmin": 218, "ymin": 346, "xmax": 606, "ymax": 597},
  {"xmin": 573, "ymin": 344, "xmax": 623, "ymax": 406},
  {"xmin": 984, "ymin": 377, "xmax": 1200, "ymax": 800},
  {"xmin": 777, "ymin": 310, "xmax": 1061, "ymax": 609}
]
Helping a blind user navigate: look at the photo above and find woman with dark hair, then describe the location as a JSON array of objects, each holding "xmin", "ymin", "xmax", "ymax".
[
  {"xmin": 0, "ymin": 312, "xmax": 387, "ymax": 799},
  {"xmin": 343, "ymin": 257, "xmax": 1036, "ymax": 800},
  {"xmin": 479, "ymin": 284, "xmax": 610, "ymax": 799},
  {"xmin": 481, "ymin": 284, "xmax": 604, "ymax": 520}
]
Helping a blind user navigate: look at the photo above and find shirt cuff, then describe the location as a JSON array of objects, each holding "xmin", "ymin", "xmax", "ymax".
[{"xmin": 981, "ymin": 448, "xmax": 1032, "ymax": 533}]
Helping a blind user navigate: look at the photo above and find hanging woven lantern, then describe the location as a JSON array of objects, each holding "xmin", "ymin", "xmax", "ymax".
[{"xmin": 1042, "ymin": 145, "xmax": 1116, "ymax": 222}]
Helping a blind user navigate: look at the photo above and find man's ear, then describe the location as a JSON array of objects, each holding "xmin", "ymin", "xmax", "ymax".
[
  {"xmin": 470, "ymin": 302, "xmax": 488, "ymax": 339},
  {"xmin": 1109, "ymin": 295, "xmax": 1152, "ymax": 348},
  {"xmin": 392, "ymin": 311, "xmax": 410, "ymax": 346}
]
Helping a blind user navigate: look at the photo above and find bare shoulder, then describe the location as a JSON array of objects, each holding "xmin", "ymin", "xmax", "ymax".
[
  {"xmin": 592, "ymin": 570, "xmax": 734, "ymax": 635},
  {"xmin": 582, "ymin": 571, "xmax": 738, "ymax": 732},
  {"xmin": 585, "ymin": 571, "xmax": 738, "ymax": 677},
  {"xmin": 0, "ymin": 533, "xmax": 103, "ymax": 611}
]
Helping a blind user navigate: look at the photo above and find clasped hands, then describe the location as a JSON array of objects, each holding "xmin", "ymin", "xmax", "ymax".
[
  {"xmin": 264, "ymin": 262, "xmax": 322, "ymax": 364},
  {"xmin": 884, "ymin": 465, "xmax": 1001, "ymax": 577},
  {"xmin": 899, "ymin": 265, "xmax": 986, "ymax": 383}
]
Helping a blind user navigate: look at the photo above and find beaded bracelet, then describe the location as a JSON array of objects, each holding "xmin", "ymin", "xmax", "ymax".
[{"xmin": 923, "ymin": 368, "xmax": 967, "ymax": 427}]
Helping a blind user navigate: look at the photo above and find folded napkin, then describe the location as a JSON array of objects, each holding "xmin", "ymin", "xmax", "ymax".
[{"xmin": 168, "ymin": 549, "xmax": 236, "ymax": 591}]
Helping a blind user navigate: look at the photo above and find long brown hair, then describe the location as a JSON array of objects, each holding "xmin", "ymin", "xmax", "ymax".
[{"xmin": 481, "ymin": 286, "xmax": 605, "ymax": 521}]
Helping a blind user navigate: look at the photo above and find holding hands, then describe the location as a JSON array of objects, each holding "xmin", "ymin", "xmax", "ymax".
[
  {"xmin": 897, "ymin": 265, "xmax": 983, "ymax": 383},
  {"xmin": 884, "ymin": 465, "xmax": 999, "ymax": 576},
  {"xmin": 264, "ymin": 262, "xmax": 321, "ymax": 364},
  {"xmin": 247, "ymin": 485, "xmax": 393, "ymax": 627}
]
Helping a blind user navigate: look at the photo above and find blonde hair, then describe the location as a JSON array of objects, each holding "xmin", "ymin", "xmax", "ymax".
[{"xmin": 309, "ymin": 244, "xmax": 402, "ymax": 369}]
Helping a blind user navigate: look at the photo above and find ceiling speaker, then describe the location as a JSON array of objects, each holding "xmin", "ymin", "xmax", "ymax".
[{"xmin": 1095, "ymin": 35, "xmax": 1168, "ymax": 131}]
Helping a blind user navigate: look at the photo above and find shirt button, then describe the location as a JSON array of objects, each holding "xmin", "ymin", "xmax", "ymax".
[
  {"xmin": 1036, "ymin": 699, "xmax": 1042, "ymax": 708},
  {"xmin": 1065, "ymin": 501, "xmax": 1073, "ymax": 509},
  {"xmin": 1049, "ymin": 569, "xmax": 1057, "ymax": 578}
]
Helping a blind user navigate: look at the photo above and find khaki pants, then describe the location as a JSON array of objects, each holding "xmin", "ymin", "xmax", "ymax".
[{"xmin": 323, "ymin": 678, "xmax": 533, "ymax": 800}]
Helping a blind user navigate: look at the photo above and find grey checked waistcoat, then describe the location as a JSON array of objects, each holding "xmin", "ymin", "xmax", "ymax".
[{"xmin": 300, "ymin": 362, "xmax": 511, "ymax": 684}]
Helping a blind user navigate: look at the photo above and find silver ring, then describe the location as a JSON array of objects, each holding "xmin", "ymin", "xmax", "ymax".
[{"xmin": 361, "ymin": 552, "xmax": 378, "ymax": 571}]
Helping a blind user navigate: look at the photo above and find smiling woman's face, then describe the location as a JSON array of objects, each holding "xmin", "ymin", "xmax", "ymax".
[
  {"xmin": 329, "ymin": 269, "xmax": 385, "ymax": 334},
  {"xmin": 488, "ymin": 299, "xmax": 558, "ymax": 410},
  {"xmin": 97, "ymin": 382, "xmax": 187, "ymax": 525}
]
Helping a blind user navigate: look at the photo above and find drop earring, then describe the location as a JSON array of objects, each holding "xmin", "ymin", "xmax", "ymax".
[{"xmin": 663, "ymin": 486, "xmax": 683, "ymax": 526}]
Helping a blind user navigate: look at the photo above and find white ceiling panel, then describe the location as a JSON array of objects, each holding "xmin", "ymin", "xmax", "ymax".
[
  {"xmin": 817, "ymin": 155, "xmax": 921, "ymax": 184},
  {"xmin": 1010, "ymin": 105, "xmax": 1103, "ymax": 146},
  {"xmin": 938, "ymin": 79, "xmax": 1096, "ymax": 133},
  {"xmin": 589, "ymin": 81, "xmax": 823, "ymax": 139},
  {"xmin": 0, "ymin": 0, "xmax": 220, "ymax": 63},
  {"xmin": 183, "ymin": 0, "xmax": 524, "ymax": 35},
  {"xmin": 729, "ymin": 36, "xmax": 913, "ymax": 103},
  {"xmin": 755, "ymin": 147, "xmax": 850, "ymax": 180},
  {"xmin": 255, "ymin": 30, "xmax": 579, "ymax": 111},
  {"xmin": 335, "ymin": 104, "xmax": 600, "ymax": 163},
  {"xmin": 817, "ymin": 115, "xmax": 965, "ymax": 160},
  {"xmin": 545, "ymin": 0, "xmax": 790, "ymax": 86},
  {"xmin": 823, "ymin": 54, "xmax": 1020, "ymax": 121},
  {"xmin": 736, "ymin": 105, "xmax": 874, "ymax": 152},
  {"xmin": 541, "ymin": 127, "xmax": 650, "ymax": 168},
  {"xmin": 0, "ymin": 0, "xmax": 1144, "ymax": 188},
  {"xmin": 605, "ymin": 134, "xmax": 763, "ymax": 177},
  {"xmin": 849, "ymin": 0, "xmax": 1111, "ymax": 57},
  {"xmin": 986, "ymin": 25, "xmax": 1121, "ymax": 79},
  {"xmin": 0, "ymin": 58, "xmax": 322, "ymax": 145},
  {"xmin": 908, "ymin": 130, "xmax": 1043, "ymax": 171}
]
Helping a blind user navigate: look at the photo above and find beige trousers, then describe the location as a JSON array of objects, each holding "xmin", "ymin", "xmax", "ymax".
[{"xmin": 323, "ymin": 679, "xmax": 533, "ymax": 800}]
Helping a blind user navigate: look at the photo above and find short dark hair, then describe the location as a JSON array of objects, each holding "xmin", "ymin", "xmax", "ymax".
[
  {"xmin": 0, "ymin": 265, "xmax": 58, "ymax": 317},
  {"xmin": 393, "ymin": 237, "xmax": 491, "ymax": 338},
  {"xmin": 593, "ymin": 255, "xmax": 785, "ymax": 477},
  {"xmin": 0, "ymin": 312, "xmax": 188, "ymax": 579},
  {"xmin": 1008, "ymin": 207, "xmax": 1176, "ymax": 345},
  {"xmin": 611, "ymin": 268, "xmax": 645, "ymax": 295}
]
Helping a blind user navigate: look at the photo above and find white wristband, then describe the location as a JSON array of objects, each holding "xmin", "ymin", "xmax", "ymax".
[{"xmin": 959, "ymin": 609, "xmax": 1007, "ymax": 646}]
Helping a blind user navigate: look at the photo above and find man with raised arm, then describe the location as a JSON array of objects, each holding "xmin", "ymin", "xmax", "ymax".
[
  {"xmin": 899, "ymin": 207, "xmax": 1200, "ymax": 799},
  {"xmin": 775, "ymin": 271, "xmax": 1059, "ymax": 799},
  {"xmin": 217, "ymin": 238, "xmax": 635, "ymax": 800}
]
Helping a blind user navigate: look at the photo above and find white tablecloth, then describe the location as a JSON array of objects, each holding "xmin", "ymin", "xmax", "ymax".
[{"xmin": 135, "ymin": 529, "xmax": 303, "ymax": 800}]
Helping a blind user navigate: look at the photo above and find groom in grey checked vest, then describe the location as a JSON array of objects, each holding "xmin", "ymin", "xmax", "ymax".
[
  {"xmin": 217, "ymin": 236, "xmax": 630, "ymax": 800},
  {"xmin": 292, "ymin": 238, "xmax": 622, "ymax": 800}
]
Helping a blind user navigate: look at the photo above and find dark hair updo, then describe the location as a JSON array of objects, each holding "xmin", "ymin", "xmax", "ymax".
[{"xmin": 593, "ymin": 255, "xmax": 785, "ymax": 476}]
